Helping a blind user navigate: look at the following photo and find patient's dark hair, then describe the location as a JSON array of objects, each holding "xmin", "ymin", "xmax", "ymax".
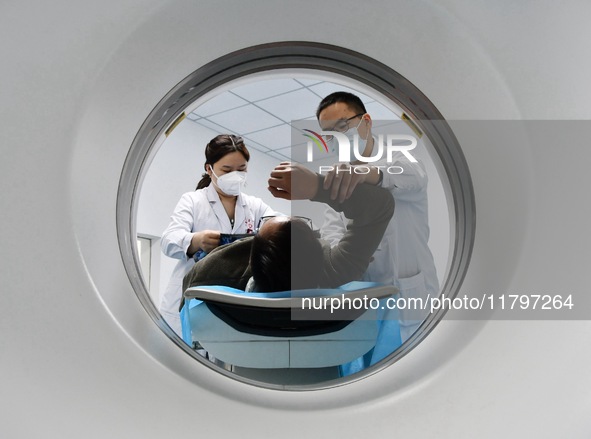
[
  {"xmin": 196, "ymin": 134, "xmax": 250, "ymax": 189},
  {"xmin": 250, "ymin": 219, "xmax": 323, "ymax": 292},
  {"xmin": 315, "ymin": 91, "xmax": 367, "ymax": 119}
]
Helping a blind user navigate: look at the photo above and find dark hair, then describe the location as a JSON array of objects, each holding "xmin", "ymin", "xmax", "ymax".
[
  {"xmin": 315, "ymin": 91, "xmax": 367, "ymax": 119},
  {"xmin": 196, "ymin": 134, "xmax": 250, "ymax": 189},
  {"xmin": 250, "ymin": 219, "xmax": 323, "ymax": 292}
]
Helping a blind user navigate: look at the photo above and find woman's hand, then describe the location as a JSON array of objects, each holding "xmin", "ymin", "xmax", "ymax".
[{"xmin": 189, "ymin": 230, "xmax": 221, "ymax": 255}]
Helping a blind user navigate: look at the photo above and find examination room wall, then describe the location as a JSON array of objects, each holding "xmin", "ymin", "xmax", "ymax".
[{"xmin": 136, "ymin": 120, "xmax": 290, "ymax": 303}]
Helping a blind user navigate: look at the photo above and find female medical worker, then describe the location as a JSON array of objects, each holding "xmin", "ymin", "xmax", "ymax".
[{"xmin": 159, "ymin": 134, "xmax": 275, "ymax": 335}]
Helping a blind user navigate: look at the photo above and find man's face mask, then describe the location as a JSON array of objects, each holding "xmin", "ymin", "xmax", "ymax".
[{"xmin": 325, "ymin": 115, "xmax": 371, "ymax": 160}]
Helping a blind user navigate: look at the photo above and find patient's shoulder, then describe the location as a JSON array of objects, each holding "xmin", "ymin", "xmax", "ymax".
[{"xmin": 183, "ymin": 237, "xmax": 254, "ymax": 291}]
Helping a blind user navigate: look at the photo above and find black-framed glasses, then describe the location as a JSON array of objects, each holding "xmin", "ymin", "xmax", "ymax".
[
  {"xmin": 256, "ymin": 215, "xmax": 313, "ymax": 233},
  {"xmin": 321, "ymin": 113, "xmax": 366, "ymax": 141}
]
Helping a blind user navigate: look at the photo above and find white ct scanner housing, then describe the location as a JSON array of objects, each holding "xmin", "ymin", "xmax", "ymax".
[{"xmin": 1, "ymin": 1, "xmax": 590, "ymax": 438}]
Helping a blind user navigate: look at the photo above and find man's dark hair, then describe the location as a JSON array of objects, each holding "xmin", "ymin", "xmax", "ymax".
[
  {"xmin": 315, "ymin": 91, "xmax": 367, "ymax": 119},
  {"xmin": 250, "ymin": 219, "xmax": 324, "ymax": 292}
]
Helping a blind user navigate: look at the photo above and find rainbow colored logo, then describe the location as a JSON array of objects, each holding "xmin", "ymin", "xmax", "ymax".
[{"xmin": 302, "ymin": 129, "xmax": 328, "ymax": 154}]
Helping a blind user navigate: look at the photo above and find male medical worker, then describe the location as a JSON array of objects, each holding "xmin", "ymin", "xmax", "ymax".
[{"xmin": 317, "ymin": 91, "xmax": 439, "ymax": 340}]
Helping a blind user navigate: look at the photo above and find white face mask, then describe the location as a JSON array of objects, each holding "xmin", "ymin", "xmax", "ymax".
[
  {"xmin": 326, "ymin": 116, "xmax": 371, "ymax": 162},
  {"xmin": 210, "ymin": 167, "xmax": 247, "ymax": 196},
  {"xmin": 346, "ymin": 117, "xmax": 371, "ymax": 159}
]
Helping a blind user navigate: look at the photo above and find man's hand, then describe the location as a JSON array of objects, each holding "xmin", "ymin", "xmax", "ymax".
[
  {"xmin": 323, "ymin": 163, "xmax": 369, "ymax": 203},
  {"xmin": 268, "ymin": 162, "xmax": 319, "ymax": 200}
]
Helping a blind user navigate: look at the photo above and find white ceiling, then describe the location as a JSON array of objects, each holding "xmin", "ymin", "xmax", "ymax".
[{"xmin": 185, "ymin": 77, "xmax": 396, "ymax": 162}]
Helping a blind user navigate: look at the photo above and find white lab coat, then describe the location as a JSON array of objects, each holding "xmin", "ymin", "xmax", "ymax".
[
  {"xmin": 159, "ymin": 184, "xmax": 275, "ymax": 334},
  {"xmin": 321, "ymin": 152, "xmax": 439, "ymax": 341}
]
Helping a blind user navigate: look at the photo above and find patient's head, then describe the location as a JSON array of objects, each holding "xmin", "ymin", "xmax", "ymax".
[{"xmin": 250, "ymin": 217, "xmax": 323, "ymax": 292}]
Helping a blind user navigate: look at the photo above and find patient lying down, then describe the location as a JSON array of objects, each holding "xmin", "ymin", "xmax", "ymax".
[{"xmin": 182, "ymin": 162, "xmax": 394, "ymax": 294}]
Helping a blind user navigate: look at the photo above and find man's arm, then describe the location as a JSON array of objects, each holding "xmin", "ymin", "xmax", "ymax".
[
  {"xmin": 183, "ymin": 162, "xmax": 394, "ymax": 294},
  {"xmin": 268, "ymin": 161, "xmax": 394, "ymax": 287},
  {"xmin": 267, "ymin": 162, "xmax": 319, "ymax": 200},
  {"xmin": 321, "ymin": 163, "xmax": 381, "ymax": 203},
  {"xmin": 313, "ymin": 174, "xmax": 394, "ymax": 287},
  {"xmin": 320, "ymin": 153, "xmax": 428, "ymax": 203}
]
